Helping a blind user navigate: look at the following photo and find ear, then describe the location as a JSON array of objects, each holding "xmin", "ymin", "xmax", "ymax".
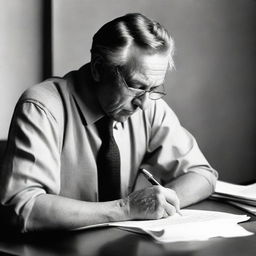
[{"xmin": 91, "ymin": 54, "xmax": 104, "ymax": 82}]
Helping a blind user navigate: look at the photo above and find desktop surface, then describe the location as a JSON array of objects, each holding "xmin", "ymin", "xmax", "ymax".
[{"xmin": 0, "ymin": 200, "xmax": 255, "ymax": 256}]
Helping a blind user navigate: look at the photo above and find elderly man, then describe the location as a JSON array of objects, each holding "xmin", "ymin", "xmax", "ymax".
[{"xmin": 0, "ymin": 13, "xmax": 217, "ymax": 232}]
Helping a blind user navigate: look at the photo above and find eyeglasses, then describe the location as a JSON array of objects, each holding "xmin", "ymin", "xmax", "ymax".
[{"xmin": 116, "ymin": 67, "xmax": 167, "ymax": 100}]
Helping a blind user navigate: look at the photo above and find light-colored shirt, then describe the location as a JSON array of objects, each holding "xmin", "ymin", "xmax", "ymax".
[{"xmin": 0, "ymin": 64, "xmax": 218, "ymax": 232}]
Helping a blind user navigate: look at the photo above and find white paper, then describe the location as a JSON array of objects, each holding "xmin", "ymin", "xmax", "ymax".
[
  {"xmin": 73, "ymin": 209, "xmax": 253, "ymax": 243},
  {"xmin": 215, "ymin": 180, "xmax": 256, "ymax": 200}
]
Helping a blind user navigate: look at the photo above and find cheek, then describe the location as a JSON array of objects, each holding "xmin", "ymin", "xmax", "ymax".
[
  {"xmin": 101, "ymin": 90, "xmax": 131, "ymax": 110},
  {"xmin": 110, "ymin": 87, "xmax": 132, "ymax": 104}
]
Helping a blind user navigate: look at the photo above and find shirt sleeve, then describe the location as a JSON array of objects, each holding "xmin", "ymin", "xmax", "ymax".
[
  {"xmin": 141, "ymin": 99, "xmax": 218, "ymax": 191},
  {"xmin": 0, "ymin": 100, "xmax": 61, "ymax": 232}
]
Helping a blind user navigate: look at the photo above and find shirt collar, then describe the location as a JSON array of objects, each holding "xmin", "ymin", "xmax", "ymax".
[{"xmin": 67, "ymin": 64, "xmax": 104, "ymax": 126}]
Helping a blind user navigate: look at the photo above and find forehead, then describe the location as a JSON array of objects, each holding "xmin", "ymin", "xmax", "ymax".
[{"xmin": 124, "ymin": 47, "xmax": 170, "ymax": 85}]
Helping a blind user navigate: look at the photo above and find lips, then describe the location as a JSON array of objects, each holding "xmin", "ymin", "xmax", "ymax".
[{"xmin": 108, "ymin": 106, "xmax": 138, "ymax": 118}]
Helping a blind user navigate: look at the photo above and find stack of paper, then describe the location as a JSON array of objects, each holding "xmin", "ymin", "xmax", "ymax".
[
  {"xmin": 226, "ymin": 201, "xmax": 256, "ymax": 215},
  {"xmin": 74, "ymin": 209, "xmax": 252, "ymax": 243},
  {"xmin": 211, "ymin": 180, "xmax": 256, "ymax": 215}
]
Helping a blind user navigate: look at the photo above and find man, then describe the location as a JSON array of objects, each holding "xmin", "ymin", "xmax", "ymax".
[{"xmin": 0, "ymin": 13, "xmax": 217, "ymax": 233}]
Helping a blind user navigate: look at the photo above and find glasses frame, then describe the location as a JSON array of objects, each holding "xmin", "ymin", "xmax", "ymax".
[{"xmin": 115, "ymin": 67, "xmax": 167, "ymax": 100}]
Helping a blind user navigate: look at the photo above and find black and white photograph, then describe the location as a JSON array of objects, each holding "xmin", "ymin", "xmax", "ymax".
[{"xmin": 0, "ymin": 0, "xmax": 255, "ymax": 255}]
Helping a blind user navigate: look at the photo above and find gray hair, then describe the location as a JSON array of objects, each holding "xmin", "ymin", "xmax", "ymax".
[{"xmin": 91, "ymin": 13, "xmax": 175, "ymax": 70}]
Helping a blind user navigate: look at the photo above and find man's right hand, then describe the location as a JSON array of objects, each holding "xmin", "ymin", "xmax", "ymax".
[{"xmin": 124, "ymin": 185, "xmax": 181, "ymax": 220}]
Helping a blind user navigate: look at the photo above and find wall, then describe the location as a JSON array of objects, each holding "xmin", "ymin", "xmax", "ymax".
[
  {"xmin": 0, "ymin": 0, "xmax": 44, "ymax": 139},
  {"xmin": 1, "ymin": 0, "xmax": 255, "ymax": 183}
]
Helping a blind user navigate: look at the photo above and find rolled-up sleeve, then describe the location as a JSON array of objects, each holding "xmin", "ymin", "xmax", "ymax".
[
  {"xmin": 141, "ymin": 99, "xmax": 218, "ymax": 191},
  {"xmin": 0, "ymin": 100, "xmax": 61, "ymax": 232}
]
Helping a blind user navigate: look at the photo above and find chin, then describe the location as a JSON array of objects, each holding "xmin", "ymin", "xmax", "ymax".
[
  {"xmin": 109, "ymin": 109, "xmax": 137, "ymax": 123},
  {"xmin": 111, "ymin": 112, "xmax": 134, "ymax": 122}
]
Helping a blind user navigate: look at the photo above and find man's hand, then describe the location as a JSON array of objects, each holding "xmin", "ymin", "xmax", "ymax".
[{"xmin": 125, "ymin": 186, "xmax": 180, "ymax": 220}]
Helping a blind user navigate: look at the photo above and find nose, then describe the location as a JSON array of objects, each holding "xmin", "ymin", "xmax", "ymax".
[{"xmin": 132, "ymin": 92, "xmax": 150, "ymax": 110}]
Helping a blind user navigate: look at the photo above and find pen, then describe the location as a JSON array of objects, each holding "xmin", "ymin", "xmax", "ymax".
[
  {"xmin": 141, "ymin": 168, "xmax": 161, "ymax": 185},
  {"xmin": 140, "ymin": 168, "xmax": 183, "ymax": 216}
]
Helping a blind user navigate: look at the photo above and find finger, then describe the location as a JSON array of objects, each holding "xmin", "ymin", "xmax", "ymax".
[
  {"xmin": 163, "ymin": 210, "xmax": 169, "ymax": 218},
  {"xmin": 162, "ymin": 188, "xmax": 180, "ymax": 213},
  {"xmin": 164, "ymin": 201, "xmax": 176, "ymax": 216}
]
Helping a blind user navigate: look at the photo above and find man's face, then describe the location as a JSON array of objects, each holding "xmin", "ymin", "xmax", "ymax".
[{"xmin": 96, "ymin": 49, "xmax": 170, "ymax": 122}]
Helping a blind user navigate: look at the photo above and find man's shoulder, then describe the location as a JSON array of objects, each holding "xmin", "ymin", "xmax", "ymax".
[
  {"xmin": 21, "ymin": 77, "xmax": 66, "ymax": 103},
  {"xmin": 18, "ymin": 77, "xmax": 70, "ymax": 121}
]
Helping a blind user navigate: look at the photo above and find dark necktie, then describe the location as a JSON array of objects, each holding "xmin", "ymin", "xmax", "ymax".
[{"xmin": 96, "ymin": 116, "xmax": 121, "ymax": 201}]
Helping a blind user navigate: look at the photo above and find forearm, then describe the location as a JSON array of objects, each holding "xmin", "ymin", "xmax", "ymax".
[
  {"xmin": 26, "ymin": 184, "xmax": 185, "ymax": 232},
  {"xmin": 166, "ymin": 172, "xmax": 215, "ymax": 208},
  {"xmin": 26, "ymin": 194, "xmax": 128, "ymax": 232}
]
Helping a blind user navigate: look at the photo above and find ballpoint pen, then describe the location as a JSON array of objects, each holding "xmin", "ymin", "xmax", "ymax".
[
  {"xmin": 140, "ymin": 168, "xmax": 183, "ymax": 216},
  {"xmin": 141, "ymin": 168, "xmax": 161, "ymax": 186}
]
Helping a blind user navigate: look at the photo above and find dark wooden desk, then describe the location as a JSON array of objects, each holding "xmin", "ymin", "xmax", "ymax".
[{"xmin": 0, "ymin": 200, "xmax": 255, "ymax": 256}]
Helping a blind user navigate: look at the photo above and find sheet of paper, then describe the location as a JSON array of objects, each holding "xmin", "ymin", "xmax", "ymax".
[
  {"xmin": 215, "ymin": 181, "xmax": 256, "ymax": 200},
  {"xmin": 211, "ymin": 193, "xmax": 256, "ymax": 206},
  {"xmin": 143, "ymin": 221, "xmax": 251, "ymax": 242},
  {"xmin": 215, "ymin": 181, "xmax": 245, "ymax": 194},
  {"xmin": 110, "ymin": 209, "xmax": 249, "ymax": 230},
  {"xmin": 73, "ymin": 209, "xmax": 253, "ymax": 243}
]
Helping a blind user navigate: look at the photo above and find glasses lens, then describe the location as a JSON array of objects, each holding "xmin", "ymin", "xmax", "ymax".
[{"xmin": 149, "ymin": 84, "xmax": 166, "ymax": 100}]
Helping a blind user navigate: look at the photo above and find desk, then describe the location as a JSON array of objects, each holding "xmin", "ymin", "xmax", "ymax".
[{"xmin": 0, "ymin": 200, "xmax": 255, "ymax": 256}]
